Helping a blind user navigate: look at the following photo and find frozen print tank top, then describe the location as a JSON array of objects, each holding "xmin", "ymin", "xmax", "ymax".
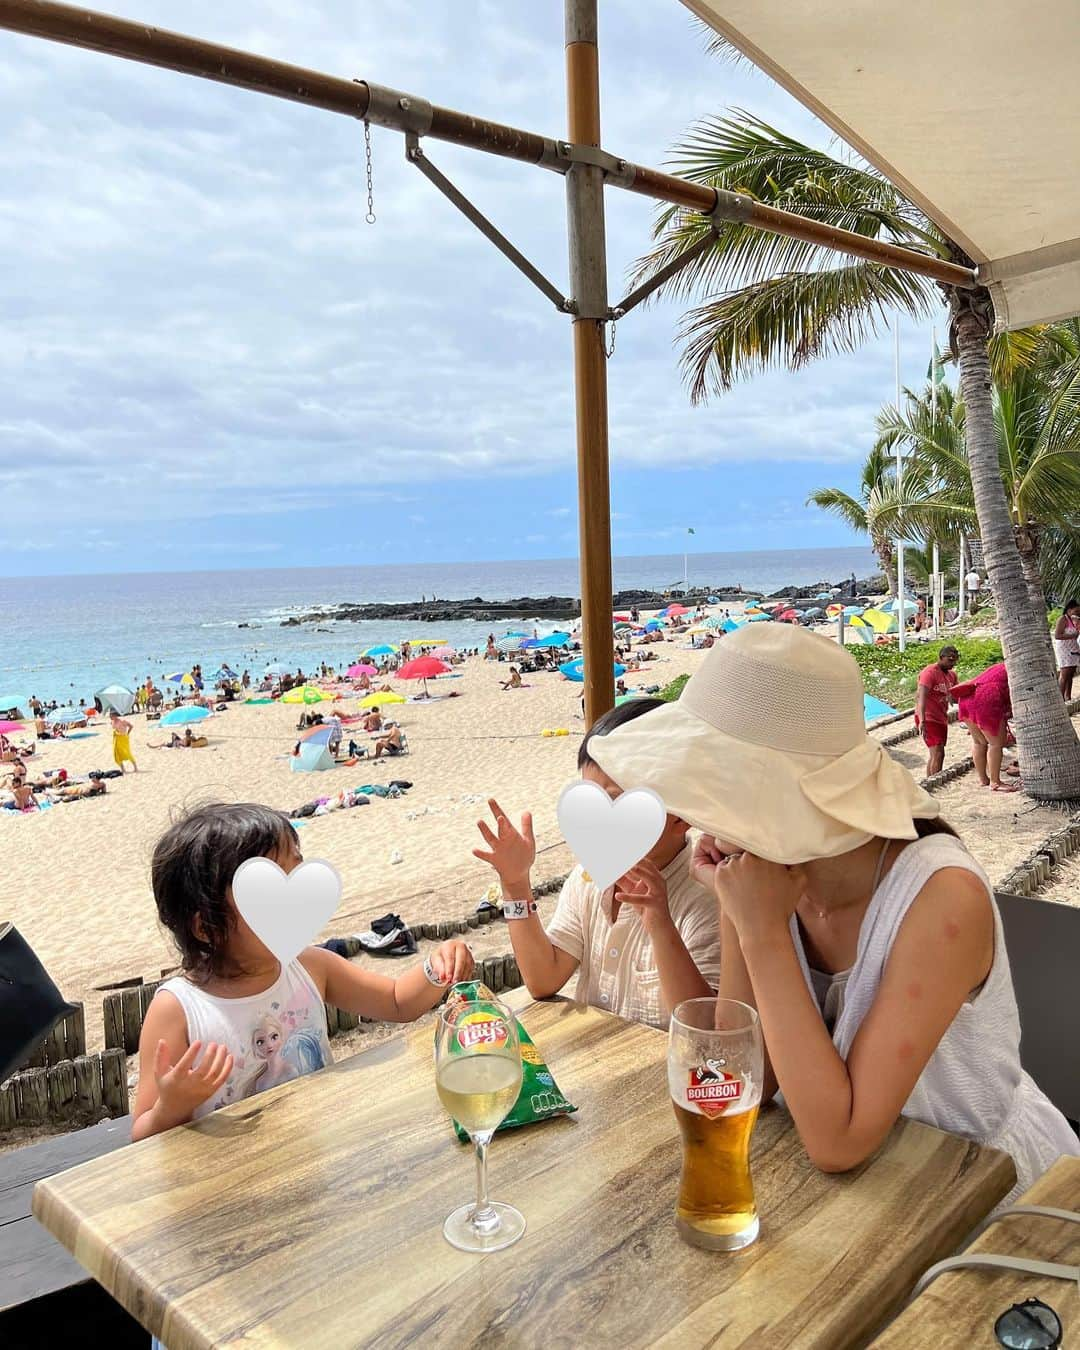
[{"xmin": 156, "ymin": 959, "xmax": 333, "ymax": 1119}]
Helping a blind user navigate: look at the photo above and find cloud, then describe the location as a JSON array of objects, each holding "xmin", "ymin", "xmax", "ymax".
[{"xmin": 0, "ymin": 1, "xmax": 940, "ymax": 574}]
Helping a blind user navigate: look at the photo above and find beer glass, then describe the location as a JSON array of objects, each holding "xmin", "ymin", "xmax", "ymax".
[
  {"xmin": 435, "ymin": 996, "xmax": 525, "ymax": 1252},
  {"xmin": 668, "ymin": 997, "xmax": 764, "ymax": 1251}
]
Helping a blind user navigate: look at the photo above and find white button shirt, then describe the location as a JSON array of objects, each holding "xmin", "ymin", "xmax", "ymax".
[{"xmin": 545, "ymin": 845, "xmax": 721, "ymax": 1029}]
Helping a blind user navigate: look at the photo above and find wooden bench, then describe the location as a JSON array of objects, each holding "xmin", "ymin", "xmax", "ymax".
[{"xmin": 0, "ymin": 1116, "xmax": 146, "ymax": 1347}]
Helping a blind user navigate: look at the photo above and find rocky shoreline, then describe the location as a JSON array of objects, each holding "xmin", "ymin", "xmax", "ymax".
[{"xmin": 279, "ymin": 576, "xmax": 887, "ymax": 626}]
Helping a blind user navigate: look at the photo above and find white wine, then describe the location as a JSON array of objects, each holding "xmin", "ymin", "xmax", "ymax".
[{"xmin": 437, "ymin": 1054, "xmax": 521, "ymax": 1134}]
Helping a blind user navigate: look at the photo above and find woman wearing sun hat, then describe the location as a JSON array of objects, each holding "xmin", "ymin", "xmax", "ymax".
[{"xmin": 589, "ymin": 624, "xmax": 1078, "ymax": 1202}]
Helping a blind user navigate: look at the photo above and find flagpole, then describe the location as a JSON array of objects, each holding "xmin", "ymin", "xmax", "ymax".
[{"xmin": 895, "ymin": 326, "xmax": 906, "ymax": 652}]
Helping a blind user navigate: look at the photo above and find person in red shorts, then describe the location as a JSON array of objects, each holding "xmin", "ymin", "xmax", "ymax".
[{"xmin": 915, "ymin": 645, "xmax": 959, "ymax": 776}]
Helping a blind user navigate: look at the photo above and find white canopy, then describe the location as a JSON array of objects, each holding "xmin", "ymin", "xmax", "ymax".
[{"xmin": 682, "ymin": 0, "xmax": 1080, "ymax": 329}]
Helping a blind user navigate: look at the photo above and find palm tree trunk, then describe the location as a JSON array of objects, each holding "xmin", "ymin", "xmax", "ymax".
[
  {"xmin": 1015, "ymin": 523, "xmax": 1059, "ymax": 669},
  {"xmin": 874, "ymin": 534, "xmax": 897, "ymax": 598},
  {"xmin": 952, "ymin": 291, "xmax": 1080, "ymax": 799}
]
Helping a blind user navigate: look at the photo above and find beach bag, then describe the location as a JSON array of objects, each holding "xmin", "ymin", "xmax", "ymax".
[{"xmin": 0, "ymin": 923, "xmax": 77, "ymax": 1082}]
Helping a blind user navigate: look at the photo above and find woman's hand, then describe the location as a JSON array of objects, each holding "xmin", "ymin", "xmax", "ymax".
[
  {"xmin": 153, "ymin": 1039, "xmax": 233, "ymax": 1122},
  {"xmin": 711, "ymin": 851, "xmax": 805, "ymax": 948},
  {"xmin": 430, "ymin": 940, "xmax": 475, "ymax": 986},
  {"xmin": 690, "ymin": 833, "xmax": 728, "ymax": 891},
  {"xmin": 472, "ymin": 798, "xmax": 535, "ymax": 889}
]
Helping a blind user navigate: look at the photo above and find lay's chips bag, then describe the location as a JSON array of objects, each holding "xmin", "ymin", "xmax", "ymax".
[{"xmin": 442, "ymin": 980, "xmax": 577, "ymax": 1141}]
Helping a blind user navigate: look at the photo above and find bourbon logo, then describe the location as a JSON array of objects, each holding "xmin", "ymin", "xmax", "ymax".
[{"xmin": 687, "ymin": 1063, "xmax": 742, "ymax": 1118}]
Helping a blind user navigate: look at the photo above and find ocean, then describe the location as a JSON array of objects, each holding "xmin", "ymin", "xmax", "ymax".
[{"xmin": 5, "ymin": 546, "xmax": 876, "ymax": 705}]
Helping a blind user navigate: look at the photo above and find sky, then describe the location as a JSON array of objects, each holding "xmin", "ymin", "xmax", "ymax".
[{"xmin": 0, "ymin": 0, "xmax": 948, "ymax": 577}]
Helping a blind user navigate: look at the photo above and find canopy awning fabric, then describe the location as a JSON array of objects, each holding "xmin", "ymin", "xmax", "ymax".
[{"xmin": 681, "ymin": 0, "xmax": 1080, "ymax": 328}]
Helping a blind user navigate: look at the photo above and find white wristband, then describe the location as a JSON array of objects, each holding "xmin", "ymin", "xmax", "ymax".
[
  {"xmin": 502, "ymin": 900, "xmax": 538, "ymax": 921},
  {"xmin": 423, "ymin": 956, "xmax": 448, "ymax": 986}
]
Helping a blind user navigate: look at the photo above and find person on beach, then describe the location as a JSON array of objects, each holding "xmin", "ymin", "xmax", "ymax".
[
  {"xmin": 1052, "ymin": 599, "xmax": 1080, "ymax": 699},
  {"xmin": 373, "ymin": 725, "xmax": 405, "ymax": 758},
  {"xmin": 914, "ymin": 645, "xmax": 959, "ymax": 777},
  {"xmin": 472, "ymin": 698, "xmax": 721, "ymax": 1031},
  {"xmin": 954, "ymin": 661, "xmax": 1019, "ymax": 792},
  {"xmin": 966, "ymin": 566, "xmax": 983, "ymax": 613},
  {"xmin": 500, "ymin": 667, "xmax": 523, "ymax": 691},
  {"xmin": 133, "ymin": 803, "xmax": 473, "ymax": 1144},
  {"xmin": 587, "ymin": 624, "xmax": 1078, "ymax": 1203},
  {"xmin": 110, "ymin": 709, "xmax": 137, "ymax": 773}
]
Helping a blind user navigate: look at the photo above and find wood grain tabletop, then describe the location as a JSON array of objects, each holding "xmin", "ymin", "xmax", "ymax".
[
  {"xmin": 33, "ymin": 992, "xmax": 1016, "ymax": 1349},
  {"xmin": 871, "ymin": 1155, "xmax": 1080, "ymax": 1347}
]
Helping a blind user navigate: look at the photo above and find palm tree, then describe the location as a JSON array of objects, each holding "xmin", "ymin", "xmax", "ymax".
[
  {"xmin": 806, "ymin": 446, "xmax": 896, "ymax": 594},
  {"xmin": 634, "ymin": 108, "xmax": 1080, "ymax": 798},
  {"xmin": 872, "ymin": 351, "xmax": 1080, "ymax": 622}
]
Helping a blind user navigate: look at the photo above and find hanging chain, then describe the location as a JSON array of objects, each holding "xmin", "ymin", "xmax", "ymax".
[
  {"xmin": 363, "ymin": 119, "xmax": 376, "ymax": 224},
  {"xmin": 605, "ymin": 317, "xmax": 616, "ymax": 359}
]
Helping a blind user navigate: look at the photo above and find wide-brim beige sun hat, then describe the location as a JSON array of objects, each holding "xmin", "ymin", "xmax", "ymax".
[{"xmin": 588, "ymin": 622, "xmax": 939, "ymax": 865}]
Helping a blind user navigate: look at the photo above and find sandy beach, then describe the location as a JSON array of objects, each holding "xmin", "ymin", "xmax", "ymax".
[{"xmin": 6, "ymin": 607, "xmax": 1078, "ymax": 1095}]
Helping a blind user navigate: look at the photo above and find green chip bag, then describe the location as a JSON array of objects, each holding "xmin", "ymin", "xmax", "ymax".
[{"xmin": 443, "ymin": 981, "xmax": 577, "ymax": 1141}]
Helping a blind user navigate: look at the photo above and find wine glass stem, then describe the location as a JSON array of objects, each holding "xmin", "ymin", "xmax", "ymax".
[{"xmin": 471, "ymin": 1131, "xmax": 499, "ymax": 1234}]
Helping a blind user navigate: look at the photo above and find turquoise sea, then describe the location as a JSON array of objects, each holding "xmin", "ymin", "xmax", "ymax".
[{"xmin": 4, "ymin": 546, "xmax": 876, "ymax": 705}]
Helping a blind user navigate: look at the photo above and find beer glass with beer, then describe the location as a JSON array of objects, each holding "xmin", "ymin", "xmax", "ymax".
[
  {"xmin": 435, "ymin": 996, "xmax": 525, "ymax": 1252},
  {"xmin": 668, "ymin": 997, "xmax": 764, "ymax": 1250}
]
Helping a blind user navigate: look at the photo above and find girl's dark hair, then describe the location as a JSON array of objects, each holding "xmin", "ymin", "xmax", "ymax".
[
  {"xmin": 152, "ymin": 802, "xmax": 296, "ymax": 981},
  {"xmin": 914, "ymin": 816, "xmax": 960, "ymax": 839},
  {"xmin": 1065, "ymin": 598, "xmax": 1080, "ymax": 613},
  {"xmin": 578, "ymin": 696, "xmax": 667, "ymax": 770}
]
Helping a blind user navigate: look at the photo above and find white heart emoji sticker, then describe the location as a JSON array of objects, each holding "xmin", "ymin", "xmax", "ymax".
[
  {"xmin": 556, "ymin": 781, "xmax": 666, "ymax": 892},
  {"xmin": 232, "ymin": 857, "xmax": 341, "ymax": 967}
]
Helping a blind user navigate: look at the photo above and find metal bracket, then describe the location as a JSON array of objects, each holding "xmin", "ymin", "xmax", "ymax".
[
  {"xmin": 405, "ymin": 135, "xmax": 575, "ymax": 314},
  {"xmin": 554, "ymin": 140, "xmax": 635, "ymax": 187},
  {"xmin": 707, "ymin": 187, "xmax": 756, "ymax": 226},
  {"xmin": 362, "ymin": 82, "xmax": 433, "ymax": 136},
  {"xmin": 609, "ymin": 225, "xmax": 718, "ymax": 319}
]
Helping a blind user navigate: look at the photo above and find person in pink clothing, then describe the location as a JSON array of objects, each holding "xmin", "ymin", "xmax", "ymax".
[{"xmin": 953, "ymin": 662, "xmax": 1018, "ymax": 792}]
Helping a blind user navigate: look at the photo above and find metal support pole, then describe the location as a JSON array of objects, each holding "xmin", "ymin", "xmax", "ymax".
[
  {"xmin": 895, "ymin": 326, "xmax": 906, "ymax": 652},
  {"xmin": 565, "ymin": 0, "xmax": 613, "ymax": 728},
  {"xmin": 959, "ymin": 536, "xmax": 968, "ymax": 617},
  {"xmin": 930, "ymin": 326, "xmax": 940, "ymax": 637}
]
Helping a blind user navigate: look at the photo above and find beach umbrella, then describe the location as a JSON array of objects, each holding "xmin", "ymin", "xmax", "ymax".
[
  {"xmin": 558, "ymin": 659, "xmax": 626, "ymax": 683},
  {"xmin": 661, "ymin": 604, "xmax": 690, "ymax": 616},
  {"xmin": 0, "ymin": 694, "xmax": 29, "ymax": 718},
  {"xmin": 532, "ymin": 633, "xmax": 571, "ymax": 649},
  {"xmin": 165, "ymin": 671, "xmax": 196, "ymax": 687},
  {"xmin": 263, "ymin": 662, "xmax": 292, "ymax": 676},
  {"xmin": 703, "ymin": 617, "xmax": 725, "ymax": 630},
  {"xmin": 612, "ymin": 613, "xmax": 631, "ymax": 621},
  {"xmin": 397, "ymin": 655, "xmax": 450, "ymax": 698},
  {"xmin": 210, "ymin": 666, "xmax": 237, "ymax": 684},
  {"xmin": 843, "ymin": 606, "xmax": 865, "ymax": 617},
  {"xmin": 643, "ymin": 619, "xmax": 667, "ymax": 632},
  {"xmin": 359, "ymin": 691, "xmax": 406, "ymax": 708},
  {"xmin": 95, "ymin": 684, "xmax": 136, "ymax": 715},
  {"xmin": 431, "ymin": 646, "xmax": 457, "ymax": 659},
  {"xmin": 282, "ymin": 685, "xmax": 332, "ymax": 705},
  {"xmin": 859, "ymin": 608, "xmax": 899, "ymax": 635},
  {"xmin": 46, "ymin": 706, "xmax": 88, "ymax": 725},
  {"xmin": 496, "ymin": 635, "xmax": 526, "ymax": 652},
  {"xmin": 802, "ymin": 607, "xmax": 825, "ymax": 618},
  {"xmin": 363, "ymin": 644, "xmax": 398, "ymax": 658},
  {"xmin": 779, "ymin": 609, "xmax": 799, "ymax": 622},
  {"xmin": 816, "ymin": 592, "xmax": 833, "ymax": 601},
  {"xmin": 300, "ymin": 720, "xmax": 342, "ymax": 746},
  {"xmin": 347, "ymin": 663, "xmax": 378, "ymax": 678},
  {"xmin": 161, "ymin": 705, "xmax": 212, "ymax": 727},
  {"xmin": 403, "ymin": 637, "xmax": 448, "ymax": 648},
  {"xmin": 707, "ymin": 595, "xmax": 720, "ymax": 604},
  {"xmin": 845, "ymin": 624, "xmax": 877, "ymax": 645},
  {"xmin": 747, "ymin": 612, "xmax": 772, "ymax": 622},
  {"xmin": 721, "ymin": 618, "xmax": 743, "ymax": 632},
  {"xmin": 878, "ymin": 597, "xmax": 917, "ymax": 614},
  {"xmin": 0, "ymin": 719, "xmax": 24, "ymax": 735}
]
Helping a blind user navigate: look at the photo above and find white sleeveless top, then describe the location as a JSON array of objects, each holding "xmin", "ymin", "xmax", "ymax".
[
  {"xmin": 156, "ymin": 959, "xmax": 333, "ymax": 1120},
  {"xmin": 788, "ymin": 834, "xmax": 1079, "ymax": 1205}
]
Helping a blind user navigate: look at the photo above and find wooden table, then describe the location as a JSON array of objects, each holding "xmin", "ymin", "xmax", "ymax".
[
  {"xmin": 33, "ymin": 994, "xmax": 1015, "ymax": 1349},
  {"xmin": 872, "ymin": 1155, "xmax": 1080, "ymax": 1347}
]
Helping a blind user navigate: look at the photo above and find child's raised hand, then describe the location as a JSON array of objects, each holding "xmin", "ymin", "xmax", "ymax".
[
  {"xmin": 472, "ymin": 797, "xmax": 535, "ymax": 886},
  {"xmin": 430, "ymin": 940, "xmax": 475, "ymax": 986},
  {"xmin": 614, "ymin": 858, "xmax": 673, "ymax": 933},
  {"xmin": 153, "ymin": 1038, "xmax": 233, "ymax": 1122}
]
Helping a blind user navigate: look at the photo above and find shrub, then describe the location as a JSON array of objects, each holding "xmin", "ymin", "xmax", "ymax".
[{"xmin": 659, "ymin": 674, "xmax": 690, "ymax": 702}]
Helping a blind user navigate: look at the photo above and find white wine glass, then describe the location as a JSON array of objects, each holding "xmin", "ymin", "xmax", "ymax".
[{"xmin": 434, "ymin": 996, "xmax": 526, "ymax": 1252}]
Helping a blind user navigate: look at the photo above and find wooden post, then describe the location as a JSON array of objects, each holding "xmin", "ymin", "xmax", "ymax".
[
  {"xmin": 325, "ymin": 1003, "xmax": 340, "ymax": 1038},
  {"xmin": 336, "ymin": 1008, "xmax": 359, "ymax": 1032},
  {"xmin": 566, "ymin": 0, "xmax": 615, "ymax": 729},
  {"xmin": 14, "ymin": 1069, "xmax": 49, "ymax": 1124},
  {"xmin": 100, "ymin": 1048, "xmax": 128, "ymax": 1118},
  {"xmin": 48, "ymin": 1061, "xmax": 77, "ymax": 1119},
  {"xmin": 65, "ymin": 1001, "xmax": 87, "ymax": 1060},
  {"xmin": 103, "ymin": 992, "xmax": 125, "ymax": 1051},
  {"xmin": 0, "ymin": 1079, "xmax": 15, "ymax": 1129},
  {"xmin": 74, "ymin": 1053, "xmax": 103, "ymax": 1115},
  {"xmin": 120, "ymin": 986, "xmax": 143, "ymax": 1053}
]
